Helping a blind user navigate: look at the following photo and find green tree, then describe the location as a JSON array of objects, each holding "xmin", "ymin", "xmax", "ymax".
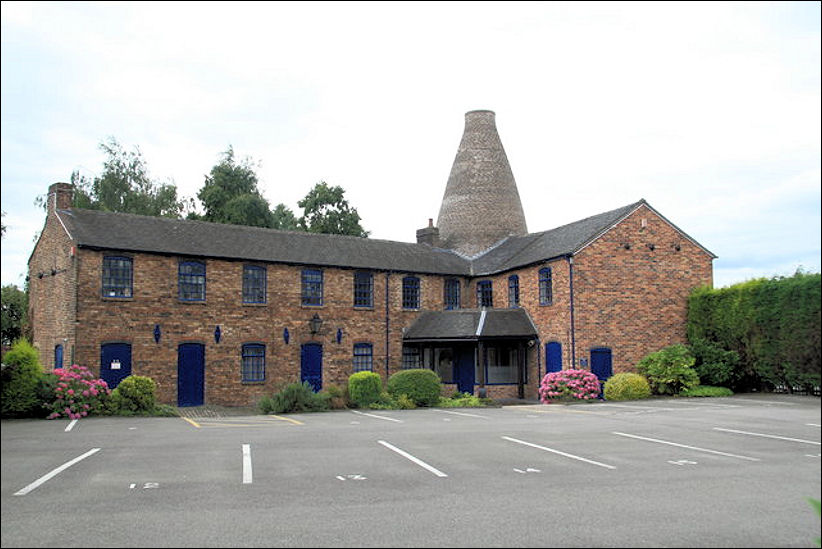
[
  {"xmin": 298, "ymin": 181, "xmax": 369, "ymax": 237},
  {"xmin": 1, "ymin": 284, "xmax": 28, "ymax": 347},
  {"xmin": 195, "ymin": 146, "xmax": 291, "ymax": 229},
  {"xmin": 58, "ymin": 138, "xmax": 184, "ymax": 217},
  {"xmin": 271, "ymin": 203, "xmax": 300, "ymax": 231}
]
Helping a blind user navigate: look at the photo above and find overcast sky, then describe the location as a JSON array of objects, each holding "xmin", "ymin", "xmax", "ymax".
[{"xmin": 2, "ymin": 1, "xmax": 820, "ymax": 290}]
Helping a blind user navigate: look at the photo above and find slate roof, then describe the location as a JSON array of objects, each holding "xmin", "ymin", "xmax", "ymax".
[
  {"xmin": 55, "ymin": 198, "xmax": 713, "ymax": 277},
  {"xmin": 403, "ymin": 308, "xmax": 538, "ymax": 341}
]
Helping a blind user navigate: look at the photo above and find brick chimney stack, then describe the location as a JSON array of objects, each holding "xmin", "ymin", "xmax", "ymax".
[
  {"xmin": 416, "ymin": 217, "xmax": 440, "ymax": 246},
  {"xmin": 435, "ymin": 110, "xmax": 528, "ymax": 257},
  {"xmin": 48, "ymin": 182, "xmax": 74, "ymax": 213}
]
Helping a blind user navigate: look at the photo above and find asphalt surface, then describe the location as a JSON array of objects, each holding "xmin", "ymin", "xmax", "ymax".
[{"xmin": 2, "ymin": 394, "xmax": 820, "ymax": 548}]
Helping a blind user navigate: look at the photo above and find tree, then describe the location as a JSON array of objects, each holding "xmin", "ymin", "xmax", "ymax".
[
  {"xmin": 1, "ymin": 210, "xmax": 6, "ymax": 238},
  {"xmin": 298, "ymin": 181, "xmax": 369, "ymax": 237},
  {"xmin": 62, "ymin": 138, "xmax": 184, "ymax": 217},
  {"xmin": 195, "ymin": 146, "xmax": 278, "ymax": 228},
  {"xmin": 271, "ymin": 203, "xmax": 299, "ymax": 231},
  {"xmin": 1, "ymin": 284, "xmax": 28, "ymax": 347}
]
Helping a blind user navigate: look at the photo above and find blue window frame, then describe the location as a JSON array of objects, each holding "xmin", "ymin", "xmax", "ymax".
[
  {"xmin": 243, "ymin": 265, "xmax": 266, "ymax": 304},
  {"xmin": 242, "ymin": 343, "xmax": 266, "ymax": 382},
  {"xmin": 477, "ymin": 280, "xmax": 493, "ymax": 308},
  {"xmin": 444, "ymin": 278, "xmax": 460, "ymax": 310},
  {"xmin": 508, "ymin": 275, "xmax": 519, "ymax": 308},
  {"xmin": 301, "ymin": 269, "xmax": 323, "ymax": 306},
  {"xmin": 353, "ymin": 343, "xmax": 373, "ymax": 372},
  {"xmin": 402, "ymin": 346, "xmax": 421, "ymax": 369},
  {"xmin": 354, "ymin": 271, "xmax": 373, "ymax": 308},
  {"xmin": 102, "ymin": 256, "xmax": 133, "ymax": 298},
  {"xmin": 403, "ymin": 276, "xmax": 420, "ymax": 309},
  {"xmin": 539, "ymin": 267, "xmax": 553, "ymax": 305},
  {"xmin": 179, "ymin": 261, "xmax": 206, "ymax": 301}
]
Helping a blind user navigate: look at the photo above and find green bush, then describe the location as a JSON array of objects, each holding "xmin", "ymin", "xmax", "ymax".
[
  {"xmin": 603, "ymin": 373, "xmax": 652, "ymax": 401},
  {"xmin": 437, "ymin": 392, "xmax": 490, "ymax": 408},
  {"xmin": 636, "ymin": 344, "xmax": 700, "ymax": 395},
  {"xmin": 102, "ymin": 374, "xmax": 174, "ymax": 416},
  {"xmin": 1, "ymin": 339, "xmax": 44, "ymax": 417},
  {"xmin": 348, "ymin": 371, "xmax": 383, "ymax": 407},
  {"xmin": 689, "ymin": 338, "xmax": 741, "ymax": 388},
  {"xmin": 680, "ymin": 385, "xmax": 734, "ymax": 397},
  {"xmin": 386, "ymin": 368, "xmax": 441, "ymax": 407},
  {"xmin": 259, "ymin": 382, "xmax": 329, "ymax": 414},
  {"xmin": 321, "ymin": 383, "xmax": 348, "ymax": 409}
]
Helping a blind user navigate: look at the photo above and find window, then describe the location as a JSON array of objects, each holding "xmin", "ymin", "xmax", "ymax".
[
  {"xmin": 353, "ymin": 343, "xmax": 373, "ymax": 372},
  {"xmin": 354, "ymin": 271, "xmax": 373, "ymax": 308},
  {"xmin": 243, "ymin": 265, "xmax": 266, "ymax": 304},
  {"xmin": 477, "ymin": 280, "xmax": 493, "ymax": 308},
  {"xmin": 433, "ymin": 347, "xmax": 454, "ymax": 383},
  {"xmin": 179, "ymin": 261, "xmax": 206, "ymax": 301},
  {"xmin": 486, "ymin": 345, "xmax": 520, "ymax": 384},
  {"xmin": 102, "ymin": 256, "xmax": 133, "ymax": 298},
  {"xmin": 444, "ymin": 278, "xmax": 460, "ymax": 310},
  {"xmin": 242, "ymin": 344, "xmax": 266, "ymax": 382},
  {"xmin": 539, "ymin": 267, "xmax": 553, "ymax": 305},
  {"xmin": 403, "ymin": 276, "xmax": 420, "ymax": 309},
  {"xmin": 508, "ymin": 275, "xmax": 519, "ymax": 308},
  {"xmin": 402, "ymin": 346, "xmax": 421, "ymax": 369},
  {"xmin": 302, "ymin": 269, "xmax": 323, "ymax": 306}
]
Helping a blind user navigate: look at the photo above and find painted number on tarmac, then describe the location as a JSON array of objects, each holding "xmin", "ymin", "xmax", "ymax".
[
  {"xmin": 336, "ymin": 474, "xmax": 367, "ymax": 481},
  {"xmin": 129, "ymin": 482, "xmax": 159, "ymax": 489},
  {"xmin": 667, "ymin": 460, "xmax": 698, "ymax": 466},
  {"xmin": 513, "ymin": 468, "xmax": 541, "ymax": 474}
]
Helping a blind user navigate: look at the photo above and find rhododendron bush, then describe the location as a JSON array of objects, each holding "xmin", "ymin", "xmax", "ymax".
[
  {"xmin": 46, "ymin": 364, "xmax": 110, "ymax": 420},
  {"xmin": 539, "ymin": 369, "xmax": 601, "ymax": 403}
]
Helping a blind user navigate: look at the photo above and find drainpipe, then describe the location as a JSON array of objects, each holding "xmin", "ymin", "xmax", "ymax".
[
  {"xmin": 568, "ymin": 255, "xmax": 576, "ymax": 369},
  {"xmin": 385, "ymin": 272, "xmax": 391, "ymax": 378}
]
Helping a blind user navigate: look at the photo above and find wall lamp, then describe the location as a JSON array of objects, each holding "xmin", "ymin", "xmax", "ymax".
[{"xmin": 309, "ymin": 313, "xmax": 323, "ymax": 335}]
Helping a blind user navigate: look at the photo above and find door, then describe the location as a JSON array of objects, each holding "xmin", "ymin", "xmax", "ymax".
[
  {"xmin": 54, "ymin": 344, "xmax": 63, "ymax": 370},
  {"xmin": 178, "ymin": 343, "xmax": 205, "ymax": 407},
  {"xmin": 590, "ymin": 347, "xmax": 613, "ymax": 399},
  {"xmin": 545, "ymin": 342, "xmax": 562, "ymax": 374},
  {"xmin": 301, "ymin": 343, "xmax": 323, "ymax": 392},
  {"xmin": 454, "ymin": 345, "xmax": 475, "ymax": 395},
  {"xmin": 100, "ymin": 343, "xmax": 132, "ymax": 390}
]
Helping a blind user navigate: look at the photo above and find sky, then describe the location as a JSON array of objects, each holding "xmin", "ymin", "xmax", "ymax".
[{"xmin": 1, "ymin": 1, "xmax": 820, "ymax": 291}]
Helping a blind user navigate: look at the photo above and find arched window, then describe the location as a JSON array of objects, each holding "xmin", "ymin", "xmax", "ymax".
[
  {"xmin": 508, "ymin": 275, "xmax": 519, "ymax": 308},
  {"xmin": 539, "ymin": 267, "xmax": 553, "ymax": 305}
]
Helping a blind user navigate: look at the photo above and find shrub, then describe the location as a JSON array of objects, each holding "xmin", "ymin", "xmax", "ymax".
[
  {"xmin": 322, "ymin": 383, "xmax": 348, "ymax": 409},
  {"xmin": 348, "ymin": 371, "xmax": 383, "ymax": 408},
  {"xmin": 386, "ymin": 369, "xmax": 441, "ymax": 407},
  {"xmin": 396, "ymin": 394, "xmax": 417, "ymax": 409},
  {"xmin": 259, "ymin": 382, "xmax": 329, "ymax": 414},
  {"xmin": 539, "ymin": 369, "xmax": 601, "ymax": 403},
  {"xmin": 636, "ymin": 344, "xmax": 700, "ymax": 395},
  {"xmin": 680, "ymin": 385, "xmax": 734, "ymax": 397},
  {"xmin": 1, "ymin": 339, "xmax": 43, "ymax": 417},
  {"xmin": 603, "ymin": 373, "xmax": 652, "ymax": 401},
  {"xmin": 689, "ymin": 338, "xmax": 741, "ymax": 388},
  {"xmin": 437, "ymin": 392, "xmax": 490, "ymax": 408},
  {"xmin": 46, "ymin": 364, "xmax": 110, "ymax": 420},
  {"xmin": 368, "ymin": 391, "xmax": 400, "ymax": 410},
  {"xmin": 112, "ymin": 375, "xmax": 157, "ymax": 413}
]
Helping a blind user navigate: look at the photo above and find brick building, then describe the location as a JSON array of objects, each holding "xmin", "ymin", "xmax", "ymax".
[{"xmin": 28, "ymin": 110, "xmax": 715, "ymax": 406}]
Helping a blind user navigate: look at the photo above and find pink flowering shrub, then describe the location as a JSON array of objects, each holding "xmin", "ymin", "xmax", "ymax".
[
  {"xmin": 46, "ymin": 364, "xmax": 110, "ymax": 420},
  {"xmin": 539, "ymin": 369, "xmax": 601, "ymax": 403}
]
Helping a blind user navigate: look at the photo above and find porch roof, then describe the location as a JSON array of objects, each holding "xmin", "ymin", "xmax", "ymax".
[{"xmin": 402, "ymin": 308, "xmax": 538, "ymax": 342}]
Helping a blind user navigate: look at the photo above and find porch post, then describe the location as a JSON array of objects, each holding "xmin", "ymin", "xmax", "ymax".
[{"xmin": 517, "ymin": 342, "xmax": 525, "ymax": 399}]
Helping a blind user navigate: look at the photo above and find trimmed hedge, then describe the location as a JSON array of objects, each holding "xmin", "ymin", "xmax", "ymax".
[
  {"xmin": 688, "ymin": 272, "xmax": 821, "ymax": 392},
  {"xmin": 603, "ymin": 373, "xmax": 651, "ymax": 401},
  {"xmin": 386, "ymin": 369, "xmax": 441, "ymax": 407},
  {"xmin": 348, "ymin": 371, "xmax": 383, "ymax": 407}
]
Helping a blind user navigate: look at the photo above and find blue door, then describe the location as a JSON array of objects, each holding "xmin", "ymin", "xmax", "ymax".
[
  {"xmin": 590, "ymin": 347, "xmax": 613, "ymax": 399},
  {"xmin": 100, "ymin": 343, "xmax": 132, "ymax": 390},
  {"xmin": 455, "ymin": 346, "xmax": 475, "ymax": 395},
  {"xmin": 178, "ymin": 343, "xmax": 205, "ymax": 407},
  {"xmin": 54, "ymin": 344, "xmax": 64, "ymax": 370},
  {"xmin": 545, "ymin": 342, "xmax": 562, "ymax": 374},
  {"xmin": 301, "ymin": 343, "xmax": 323, "ymax": 392}
]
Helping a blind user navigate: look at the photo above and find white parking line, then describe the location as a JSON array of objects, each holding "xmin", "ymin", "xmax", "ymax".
[
  {"xmin": 65, "ymin": 419, "xmax": 78, "ymax": 432},
  {"xmin": 713, "ymin": 427, "xmax": 821, "ymax": 445},
  {"xmin": 351, "ymin": 410, "xmax": 403, "ymax": 423},
  {"xmin": 613, "ymin": 432, "xmax": 760, "ymax": 461},
  {"xmin": 730, "ymin": 398, "xmax": 797, "ymax": 405},
  {"xmin": 14, "ymin": 448, "xmax": 101, "ymax": 496},
  {"xmin": 242, "ymin": 444, "xmax": 252, "ymax": 484},
  {"xmin": 378, "ymin": 440, "xmax": 447, "ymax": 477},
  {"xmin": 433, "ymin": 410, "xmax": 489, "ymax": 419},
  {"xmin": 502, "ymin": 436, "xmax": 617, "ymax": 470},
  {"xmin": 806, "ymin": 423, "xmax": 821, "ymax": 428}
]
